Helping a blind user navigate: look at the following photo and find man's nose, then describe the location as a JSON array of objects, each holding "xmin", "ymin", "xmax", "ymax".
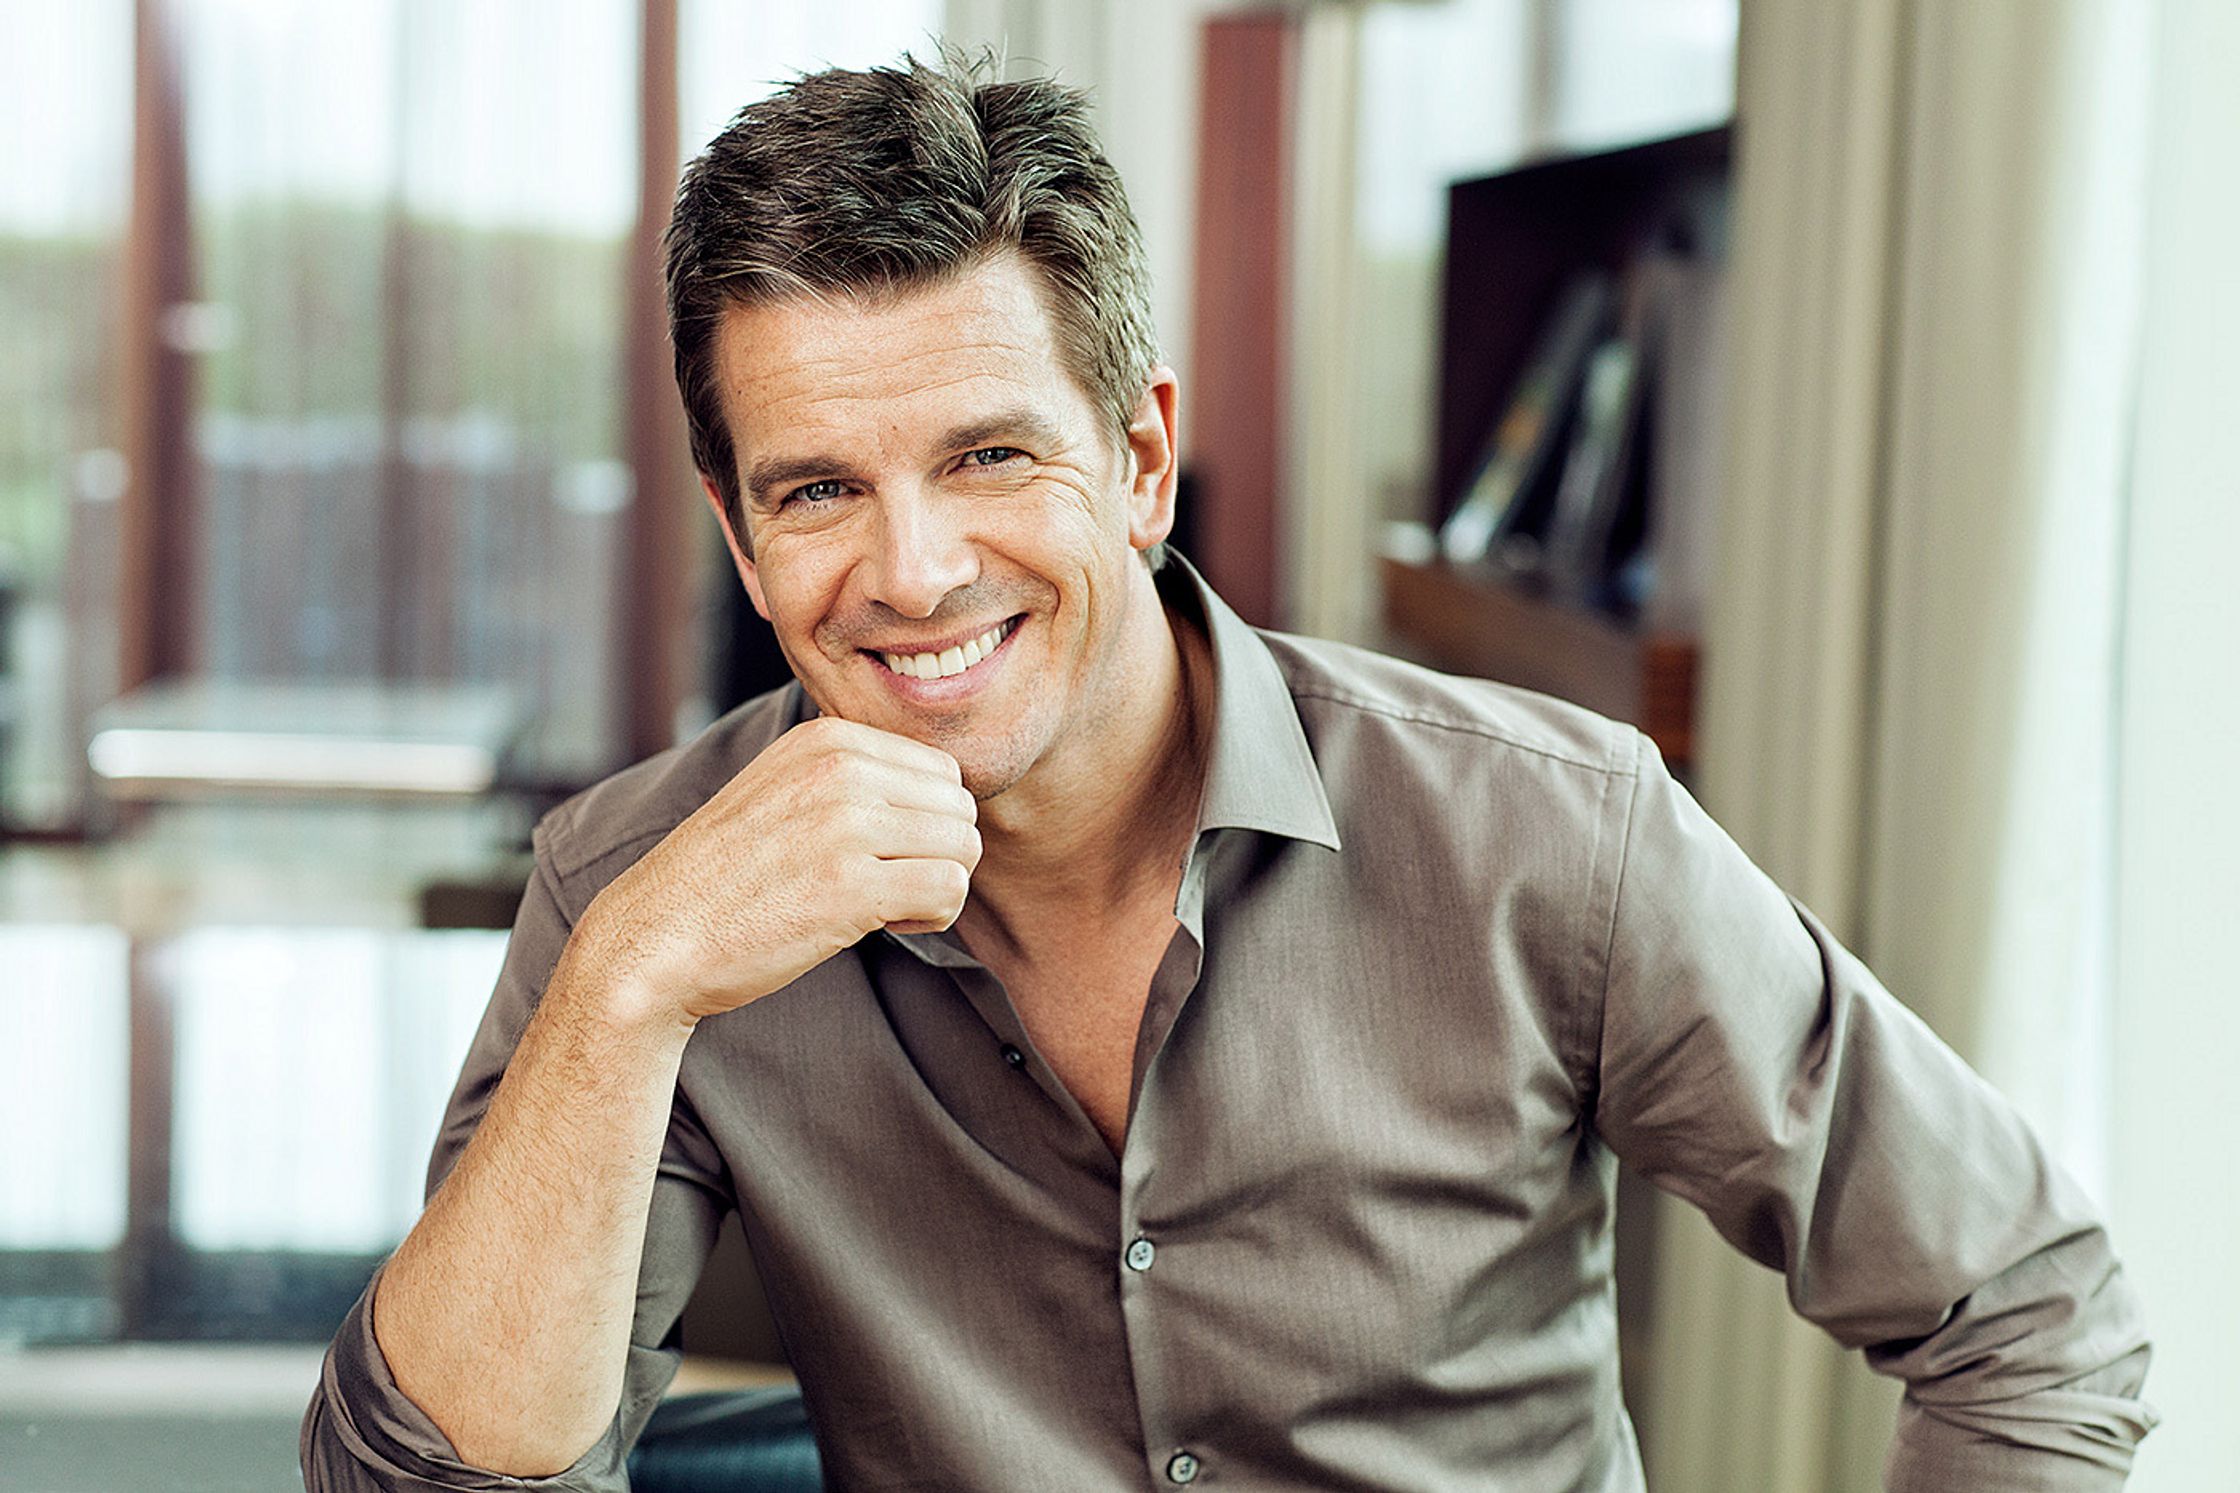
[{"xmin": 863, "ymin": 483, "xmax": 978, "ymax": 620}]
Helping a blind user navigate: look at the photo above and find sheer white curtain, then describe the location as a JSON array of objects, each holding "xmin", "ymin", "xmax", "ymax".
[
  {"xmin": 2106, "ymin": 2, "xmax": 2240, "ymax": 1485},
  {"xmin": 177, "ymin": 0, "xmax": 641, "ymax": 781},
  {"xmin": 1648, "ymin": 0, "xmax": 2161, "ymax": 1488},
  {"xmin": 679, "ymin": 0, "xmax": 943, "ymax": 152}
]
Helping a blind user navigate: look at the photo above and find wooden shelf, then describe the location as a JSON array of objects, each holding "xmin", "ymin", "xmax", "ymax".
[{"xmin": 1379, "ymin": 556, "xmax": 1696, "ymax": 770}]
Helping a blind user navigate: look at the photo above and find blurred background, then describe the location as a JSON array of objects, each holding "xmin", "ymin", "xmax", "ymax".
[{"xmin": 1, "ymin": 1, "xmax": 2232, "ymax": 1490}]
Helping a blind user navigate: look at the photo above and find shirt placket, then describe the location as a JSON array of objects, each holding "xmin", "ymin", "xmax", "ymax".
[
  {"xmin": 885, "ymin": 829, "xmax": 1229, "ymax": 1485},
  {"xmin": 1117, "ymin": 829, "xmax": 1218, "ymax": 1486}
]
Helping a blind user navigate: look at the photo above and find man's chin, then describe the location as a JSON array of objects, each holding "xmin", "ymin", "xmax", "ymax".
[
  {"xmin": 957, "ymin": 760, "xmax": 1028, "ymax": 804},
  {"xmin": 853, "ymin": 711, "xmax": 1033, "ymax": 800},
  {"xmin": 937, "ymin": 737, "xmax": 1028, "ymax": 802},
  {"xmin": 806, "ymin": 671, "xmax": 1044, "ymax": 796}
]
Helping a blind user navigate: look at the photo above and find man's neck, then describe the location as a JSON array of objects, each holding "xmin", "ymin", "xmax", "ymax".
[{"xmin": 959, "ymin": 573, "xmax": 1213, "ymax": 960}]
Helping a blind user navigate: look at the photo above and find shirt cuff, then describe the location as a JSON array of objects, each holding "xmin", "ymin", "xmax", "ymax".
[
  {"xmin": 300, "ymin": 1258, "xmax": 631, "ymax": 1493},
  {"xmin": 1882, "ymin": 1349, "xmax": 2162, "ymax": 1493}
]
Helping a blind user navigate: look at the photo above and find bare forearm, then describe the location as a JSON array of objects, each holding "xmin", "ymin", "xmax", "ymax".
[{"xmin": 371, "ymin": 936, "xmax": 697, "ymax": 1477}]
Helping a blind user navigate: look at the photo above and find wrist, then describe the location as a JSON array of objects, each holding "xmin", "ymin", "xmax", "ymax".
[{"xmin": 552, "ymin": 904, "xmax": 702, "ymax": 1046}]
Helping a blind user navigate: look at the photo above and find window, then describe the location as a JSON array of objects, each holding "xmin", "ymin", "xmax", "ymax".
[{"xmin": 0, "ymin": 0, "xmax": 132, "ymax": 829}]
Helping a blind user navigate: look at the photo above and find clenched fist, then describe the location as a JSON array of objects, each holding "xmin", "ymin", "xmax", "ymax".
[{"xmin": 568, "ymin": 715, "xmax": 982, "ymax": 1028}]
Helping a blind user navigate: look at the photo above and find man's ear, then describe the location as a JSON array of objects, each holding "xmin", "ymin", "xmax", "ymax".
[
  {"xmin": 1123, "ymin": 365, "xmax": 1182, "ymax": 557},
  {"xmin": 702, "ymin": 475, "xmax": 771, "ymax": 623}
]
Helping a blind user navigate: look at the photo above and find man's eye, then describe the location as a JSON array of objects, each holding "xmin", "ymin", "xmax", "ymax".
[
  {"xmin": 784, "ymin": 480, "xmax": 846, "ymax": 507},
  {"xmin": 964, "ymin": 447, "xmax": 1025, "ymax": 468}
]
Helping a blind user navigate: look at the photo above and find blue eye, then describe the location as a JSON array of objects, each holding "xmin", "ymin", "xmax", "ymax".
[
  {"xmin": 784, "ymin": 480, "xmax": 846, "ymax": 507},
  {"xmin": 965, "ymin": 447, "xmax": 1024, "ymax": 467}
]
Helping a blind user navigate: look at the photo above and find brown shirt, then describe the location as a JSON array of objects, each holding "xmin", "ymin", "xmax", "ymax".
[{"xmin": 302, "ymin": 553, "xmax": 2156, "ymax": 1491}]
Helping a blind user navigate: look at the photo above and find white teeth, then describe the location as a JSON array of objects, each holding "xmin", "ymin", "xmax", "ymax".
[{"xmin": 880, "ymin": 617, "xmax": 1014, "ymax": 680}]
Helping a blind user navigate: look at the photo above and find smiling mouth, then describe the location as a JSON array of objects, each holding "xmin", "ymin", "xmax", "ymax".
[{"xmin": 865, "ymin": 615, "xmax": 1023, "ymax": 680}]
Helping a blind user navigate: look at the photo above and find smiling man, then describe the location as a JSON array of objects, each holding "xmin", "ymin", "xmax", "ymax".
[
  {"xmin": 695, "ymin": 242, "xmax": 1211, "ymax": 1153},
  {"xmin": 303, "ymin": 55, "xmax": 2156, "ymax": 1493}
]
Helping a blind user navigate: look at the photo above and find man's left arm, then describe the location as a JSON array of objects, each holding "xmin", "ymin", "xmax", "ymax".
[{"xmin": 1587, "ymin": 730, "xmax": 2159, "ymax": 1491}]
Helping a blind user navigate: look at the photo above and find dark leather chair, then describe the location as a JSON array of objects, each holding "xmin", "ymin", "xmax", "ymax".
[{"xmin": 627, "ymin": 1385, "xmax": 824, "ymax": 1492}]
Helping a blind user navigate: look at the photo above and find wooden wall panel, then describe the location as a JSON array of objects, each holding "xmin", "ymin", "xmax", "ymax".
[
  {"xmin": 116, "ymin": 0, "xmax": 197, "ymax": 691},
  {"xmin": 1185, "ymin": 11, "xmax": 1296, "ymax": 630},
  {"xmin": 620, "ymin": 0, "xmax": 695, "ymax": 765}
]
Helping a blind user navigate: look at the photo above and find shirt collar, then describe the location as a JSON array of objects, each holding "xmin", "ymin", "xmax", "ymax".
[{"xmin": 1158, "ymin": 548, "xmax": 1341, "ymax": 854}]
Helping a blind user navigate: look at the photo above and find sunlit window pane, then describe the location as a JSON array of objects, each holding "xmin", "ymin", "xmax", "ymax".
[
  {"xmin": 167, "ymin": 926, "xmax": 503, "ymax": 1253},
  {"xmin": 0, "ymin": 924, "xmax": 130, "ymax": 1250},
  {"xmin": 0, "ymin": 0, "xmax": 132, "ymax": 828},
  {"xmin": 176, "ymin": 0, "xmax": 639, "ymax": 782},
  {"xmin": 1555, "ymin": 0, "xmax": 1737, "ymax": 152}
]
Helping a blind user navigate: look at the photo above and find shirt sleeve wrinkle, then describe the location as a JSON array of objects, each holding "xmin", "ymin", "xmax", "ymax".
[
  {"xmin": 300, "ymin": 1257, "xmax": 642, "ymax": 1493},
  {"xmin": 300, "ymin": 819, "xmax": 726, "ymax": 1491},
  {"xmin": 1591, "ymin": 733, "xmax": 2158, "ymax": 1488}
]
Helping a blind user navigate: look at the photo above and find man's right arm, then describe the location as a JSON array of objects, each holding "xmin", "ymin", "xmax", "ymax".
[
  {"xmin": 299, "ymin": 838, "xmax": 730, "ymax": 1491},
  {"xmin": 370, "ymin": 906, "xmax": 700, "ymax": 1474},
  {"xmin": 300, "ymin": 715, "xmax": 982, "ymax": 1490}
]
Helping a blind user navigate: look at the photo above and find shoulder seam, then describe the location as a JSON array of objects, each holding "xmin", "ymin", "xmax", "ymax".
[
  {"xmin": 1285, "ymin": 683, "xmax": 1630, "ymax": 774},
  {"xmin": 550, "ymin": 824, "xmax": 675, "ymax": 889},
  {"xmin": 1588, "ymin": 729, "xmax": 1652, "ymax": 1106}
]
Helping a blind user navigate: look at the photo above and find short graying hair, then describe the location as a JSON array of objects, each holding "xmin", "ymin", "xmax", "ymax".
[{"xmin": 665, "ymin": 52, "xmax": 1168, "ymax": 573}]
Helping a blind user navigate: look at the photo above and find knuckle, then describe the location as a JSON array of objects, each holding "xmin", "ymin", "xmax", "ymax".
[
  {"xmin": 796, "ymin": 747, "xmax": 841, "ymax": 793},
  {"xmin": 818, "ymin": 794, "xmax": 871, "ymax": 845}
]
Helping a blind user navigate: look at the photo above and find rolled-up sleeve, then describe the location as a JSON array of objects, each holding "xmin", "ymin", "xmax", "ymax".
[
  {"xmin": 1590, "ymin": 730, "xmax": 2158, "ymax": 1490},
  {"xmin": 300, "ymin": 822, "xmax": 733, "ymax": 1491}
]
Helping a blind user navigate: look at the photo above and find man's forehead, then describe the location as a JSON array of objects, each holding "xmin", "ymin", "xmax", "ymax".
[
  {"xmin": 711, "ymin": 254, "xmax": 1104, "ymax": 472},
  {"xmin": 714, "ymin": 255, "xmax": 1065, "ymax": 401}
]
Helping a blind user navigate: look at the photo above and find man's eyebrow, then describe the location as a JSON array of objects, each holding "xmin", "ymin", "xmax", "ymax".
[{"xmin": 934, "ymin": 409, "xmax": 1066, "ymax": 456}]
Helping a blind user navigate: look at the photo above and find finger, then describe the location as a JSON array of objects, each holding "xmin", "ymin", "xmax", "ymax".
[
  {"xmin": 866, "ymin": 856, "xmax": 974, "ymax": 929},
  {"xmin": 796, "ymin": 716, "xmax": 962, "ymax": 784},
  {"xmin": 861, "ymin": 805, "xmax": 983, "ymax": 869},
  {"xmin": 873, "ymin": 770, "xmax": 978, "ymax": 823}
]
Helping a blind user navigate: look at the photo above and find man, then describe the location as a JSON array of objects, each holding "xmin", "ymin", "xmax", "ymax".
[{"xmin": 303, "ymin": 56, "xmax": 2156, "ymax": 1492}]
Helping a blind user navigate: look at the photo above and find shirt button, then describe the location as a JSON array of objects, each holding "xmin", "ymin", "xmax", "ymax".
[
  {"xmin": 1166, "ymin": 1450, "xmax": 1201, "ymax": 1484},
  {"xmin": 1124, "ymin": 1237, "xmax": 1156, "ymax": 1272},
  {"xmin": 1000, "ymin": 1043, "xmax": 1025, "ymax": 1069}
]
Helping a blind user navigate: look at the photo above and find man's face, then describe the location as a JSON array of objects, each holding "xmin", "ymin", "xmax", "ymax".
[{"xmin": 704, "ymin": 250, "xmax": 1178, "ymax": 801}]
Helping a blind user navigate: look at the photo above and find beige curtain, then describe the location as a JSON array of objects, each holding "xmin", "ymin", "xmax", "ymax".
[
  {"xmin": 1285, "ymin": 3, "xmax": 1374, "ymax": 645},
  {"xmin": 1646, "ymin": 1, "xmax": 2153, "ymax": 1488}
]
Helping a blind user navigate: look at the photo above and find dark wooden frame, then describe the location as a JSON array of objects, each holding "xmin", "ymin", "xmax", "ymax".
[
  {"xmin": 115, "ymin": 0, "xmax": 198, "ymax": 693},
  {"xmin": 1184, "ymin": 10, "xmax": 1296, "ymax": 631},
  {"xmin": 620, "ymin": 0, "xmax": 697, "ymax": 766}
]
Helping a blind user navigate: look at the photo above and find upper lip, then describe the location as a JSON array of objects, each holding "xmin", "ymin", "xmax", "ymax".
[{"xmin": 859, "ymin": 614, "xmax": 1021, "ymax": 657}]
